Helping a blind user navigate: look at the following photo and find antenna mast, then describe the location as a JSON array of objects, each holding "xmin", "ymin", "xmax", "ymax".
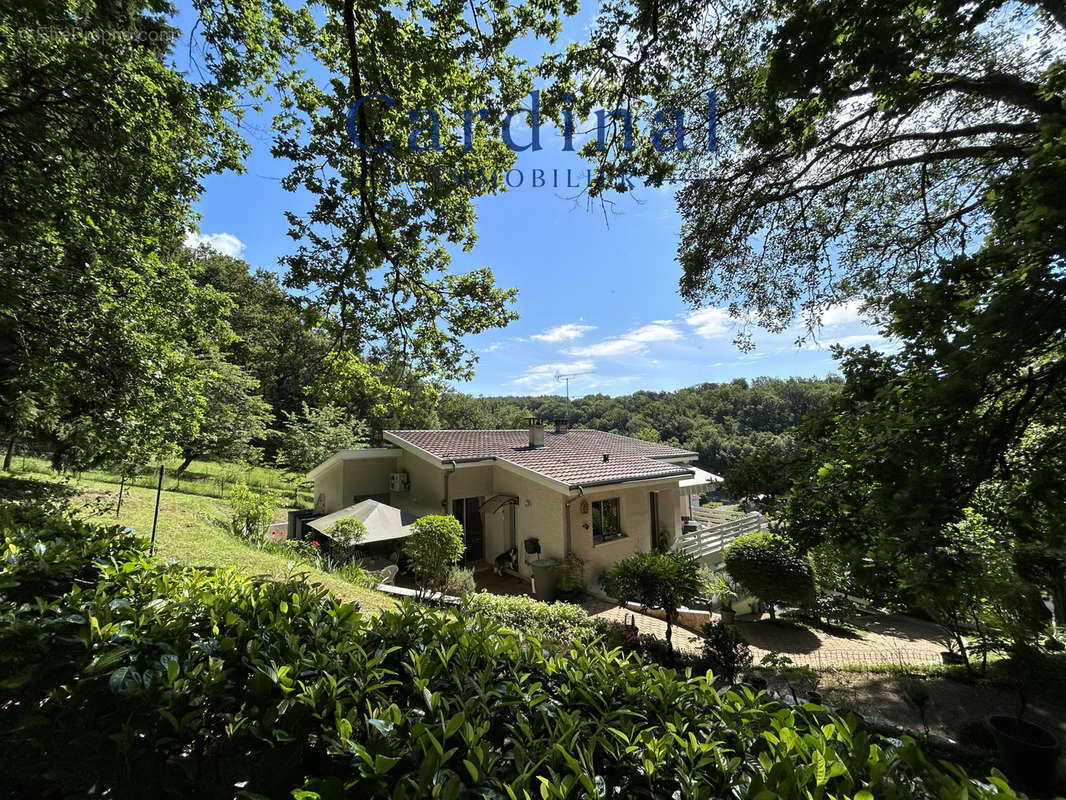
[{"xmin": 554, "ymin": 371, "xmax": 594, "ymax": 410}]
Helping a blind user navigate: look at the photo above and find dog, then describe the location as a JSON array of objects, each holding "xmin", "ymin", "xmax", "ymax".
[{"xmin": 493, "ymin": 546, "xmax": 518, "ymax": 575}]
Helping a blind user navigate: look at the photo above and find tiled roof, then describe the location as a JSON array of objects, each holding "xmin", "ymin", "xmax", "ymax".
[{"xmin": 383, "ymin": 429, "xmax": 697, "ymax": 488}]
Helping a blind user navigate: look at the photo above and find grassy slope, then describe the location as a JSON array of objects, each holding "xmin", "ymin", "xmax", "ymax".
[
  {"xmin": 4, "ymin": 465, "xmax": 395, "ymax": 615},
  {"xmin": 11, "ymin": 454, "xmax": 315, "ymax": 506}
]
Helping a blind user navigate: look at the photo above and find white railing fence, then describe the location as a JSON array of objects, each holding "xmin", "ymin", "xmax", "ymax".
[{"xmin": 673, "ymin": 511, "xmax": 765, "ymax": 562}]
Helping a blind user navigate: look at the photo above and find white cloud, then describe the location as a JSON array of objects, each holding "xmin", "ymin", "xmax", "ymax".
[
  {"xmin": 184, "ymin": 230, "xmax": 246, "ymax": 258},
  {"xmin": 686, "ymin": 307, "xmax": 733, "ymax": 339},
  {"xmin": 565, "ymin": 322, "xmax": 681, "ymax": 357},
  {"xmin": 531, "ymin": 323, "xmax": 596, "ymax": 343},
  {"xmin": 513, "ymin": 360, "xmax": 595, "ymax": 393},
  {"xmin": 820, "ymin": 300, "xmax": 865, "ymax": 327},
  {"xmin": 625, "ymin": 323, "xmax": 682, "ymax": 343}
]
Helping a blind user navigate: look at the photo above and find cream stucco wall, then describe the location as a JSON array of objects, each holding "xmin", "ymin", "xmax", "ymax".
[
  {"xmin": 568, "ymin": 481, "xmax": 683, "ymax": 585},
  {"xmin": 487, "ymin": 468, "xmax": 567, "ymax": 578},
  {"xmin": 388, "ymin": 451, "xmax": 444, "ymax": 516},
  {"xmin": 342, "ymin": 455, "xmax": 397, "ymax": 505},
  {"xmin": 312, "ymin": 447, "xmax": 687, "ymax": 583}
]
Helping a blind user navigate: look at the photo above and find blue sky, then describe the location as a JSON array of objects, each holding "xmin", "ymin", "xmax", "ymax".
[{"xmin": 176, "ymin": 2, "xmax": 889, "ymax": 399}]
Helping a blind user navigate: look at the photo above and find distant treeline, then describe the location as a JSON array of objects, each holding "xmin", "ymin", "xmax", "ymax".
[{"xmin": 431, "ymin": 377, "xmax": 843, "ymax": 473}]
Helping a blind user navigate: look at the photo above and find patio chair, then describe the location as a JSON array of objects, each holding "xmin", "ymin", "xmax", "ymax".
[{"xmin": 378, "ymin": 564, "xmax": 399, "ymax": 586}]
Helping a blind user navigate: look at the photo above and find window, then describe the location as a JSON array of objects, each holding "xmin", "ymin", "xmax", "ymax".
[{"xmin": 591, "ymin": 497, "xmax": 622, "ymax": 543}]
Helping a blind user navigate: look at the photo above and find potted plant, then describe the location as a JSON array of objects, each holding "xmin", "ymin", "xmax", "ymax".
[
  {"xmin": 702, "ymin": 569, "xmax": 739, "ymax": 624},
  {"xmin": 987, "ymin": 653, "xmax": 1061, "ymax": 793},
  {"xmin": 937, "ymin": 633, "xmax": 967, "ymax": 665}
]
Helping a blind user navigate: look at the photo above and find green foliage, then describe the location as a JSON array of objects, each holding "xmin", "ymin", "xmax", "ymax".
[
  {"xmin": 461, "ymin": 593, "xmax": 601, "ymax": 648},
  {"xmin": 725, "ymin": 532, "xmax": 816, "ymax": 620},
  {"xmin": 555, "ymin": 553, "xmax": 586, "ymax": 593},
  {"xmin": 327, "ymin": 518, "xmax": 367, "ymax": 548},
  {"xmin": 0, "ymin": 505, "xmax": 1027, "ymax": 798},
  {"xmin": 698, "ymin": 566, "xmax": 739, "ymax": 610},
  {"xmin": 434, "ymin": 378, "xmax": 840, "ymax": 474},
  {"xmin": 274, "ymin": 403, "xmax": 369, "ymax": 475},
  {"xmin": 175, "ymin": 356, "xmax": 273, "ymax": 472},
  {"xmin": 0, "ymin": 0, "xmax": 244, "ymax": 471},
  {"xmin": 227, "ymin": 482, "xmax": 277, "ymax": 540},
  {"xmin": 760, "ymin": 652, "xmax": 821, "ymax": 705},
  {"xmin": 564, "ymin": 0, "xmax": 1062, "ymax": 336},
  {"xmin": 403, "ymin": 515, "xmax": 465, "ymax": 596},
  {"xmin": 601, "ymin": 550, "xmax": 701, "ymax": 651},
  {"xmin": 700, "ymin": 622, "xmax": 753, "ymax": 684},
  {"xmin": 444, "ymin": 567, "xmax": 476, "ymax": 598}
]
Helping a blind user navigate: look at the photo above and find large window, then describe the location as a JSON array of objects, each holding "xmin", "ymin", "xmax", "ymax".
[{"xmin": 591, "ymin": 497, "xmax": 622, "ymax": 543}]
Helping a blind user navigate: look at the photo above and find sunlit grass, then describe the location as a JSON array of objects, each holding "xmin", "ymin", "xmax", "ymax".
[
  {"xmin": 1, "ymin": 467, "xmax": 395, "ymax": 615},
  {"xmin": 8, "ymin": 454, "xmax": 314, "ymax": 505}
]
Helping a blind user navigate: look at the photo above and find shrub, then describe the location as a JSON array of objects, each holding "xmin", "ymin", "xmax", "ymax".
[
  {"xmin": 700, "ymin": 621, "xmax": 753, "ymax": 684},
  {"xmin": 462, "ymin": 592, "xmax": 601, "ymax": 647},
  {"xmin": 444, "ymin": 566, "xmax": 476, "ymax": 597},
  {"xmin": 403, "ymin": 514, "xmax": 465, "ymax": 596},
  {"xmin": 815, "ymin": 593, "xmax": 860, "ymax": 624},
  {"xmin": 327, "ymin": 517, "xmax": 367, "ymax": 547},
  {"xmin": 326, "ymin": 517, "xmax": 367, "ymax": 562},
  {"xmin": 601, "ymin": 550, "xmax": 701, "ymax": 651},
  {"xmin": 725, "ymin": 531, "xmax": 816, "ymax": 620},
  {"xmin": 555, "ymin": 553, "xmax": 586, "ymax": 593},
  {"xmin": 227, "ymin": 482, "xmax": 276, "ymax": 539},
  {"xmin": 760, "ymin": 652, "xmax": 822, "ymax": 704},
  {"xmin": 0, "ymin": 507, "xmax": 1026, "ymax": 799}
]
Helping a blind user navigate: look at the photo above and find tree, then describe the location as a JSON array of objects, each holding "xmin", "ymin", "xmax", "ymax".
[
  {"xmin": 724, "ymin": 533, "xmax": 815, "ymax": 621},
  {"xmin": 175, "ymin": 358, "xmax": 273, "ymax": 474},
  {"xmin": 0, "ymin": 0, "xmax": 253, "ymax": 470},
  {"xmin": 601, "ymin": 551, "xmax": 701, "ymax": 652},
  {"xmin": 2, "ymin": 0, "xmax": 576, "ymax": 469},
  {"xmin": 272, "ymin": 0, "xmax": 576, "ymax": 385},
  {"xmin": 403, "ymin": 515, "xmax": 466, "ymax": 598},
  {"xmin": 900, "ymin": 510, "xmax": 1047, "ymax": 675},
  {"xmin": 560, "ymin": 0, "xmax": 1064, "ymax": 337},
  {"xmin": 274, "ymin": 403, "xmax": 369, "ymax": 476}
]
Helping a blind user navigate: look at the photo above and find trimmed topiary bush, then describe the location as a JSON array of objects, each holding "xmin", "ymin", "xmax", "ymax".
[
  {"xmin": 403, "ymin": 514, "xmax": 465, "ymax": 597},
  {"xmin": 725, "ymin": 531, "xmax": 816, "ymax": 620}
]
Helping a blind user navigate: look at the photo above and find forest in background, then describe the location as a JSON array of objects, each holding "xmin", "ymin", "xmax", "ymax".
[{"xmin": 433, "ymin": 378, "xmax": 842, "ymax": 474}]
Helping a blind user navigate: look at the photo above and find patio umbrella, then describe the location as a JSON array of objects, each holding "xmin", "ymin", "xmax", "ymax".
[{"xmin": 306, "ymin": 499, "xmax": 420, "ymax": 544}]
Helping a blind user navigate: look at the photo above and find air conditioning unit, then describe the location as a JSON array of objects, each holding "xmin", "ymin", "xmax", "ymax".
[{"xmin": 389, "ymin": 472, "xmax": 410, "ymax": 492}]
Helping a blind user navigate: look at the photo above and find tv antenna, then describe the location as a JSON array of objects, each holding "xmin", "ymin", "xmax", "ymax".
[{"xmin": 555, "ymin": 371, "xmax": 594, "ymax": 407}]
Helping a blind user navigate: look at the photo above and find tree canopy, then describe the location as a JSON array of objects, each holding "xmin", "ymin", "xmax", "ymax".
[{"xmin": 559, "ymin": 0, "xmax": 1065, "ymax": 336}]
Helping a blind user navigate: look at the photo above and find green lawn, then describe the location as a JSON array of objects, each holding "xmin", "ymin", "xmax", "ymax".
[
  {"xmin": 2, "ymin": 466, "xmax": 395, "ymax": 615},
  {"xmin": 9, "ymin": 454, "xmax": 314, "ymax": 506}
]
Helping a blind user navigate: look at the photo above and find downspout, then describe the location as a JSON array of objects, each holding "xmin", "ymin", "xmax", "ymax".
[
  {"xmin": 564, "ymin": 486, "xmax": 584, "ymax": 556},
  {"xmin": 443, "ymin": 460, "xmax": 457, "ymax": 512}
]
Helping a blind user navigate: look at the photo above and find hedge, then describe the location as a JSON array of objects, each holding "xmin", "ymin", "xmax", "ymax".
[{"xmin": 0, "ymin": 504, "xmax": 1023, "ymax": 799}]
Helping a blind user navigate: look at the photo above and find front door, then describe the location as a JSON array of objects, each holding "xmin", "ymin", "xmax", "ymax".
[{"xmin": 452, "ymin": 497, "xmax": 484, "ymax": 563}]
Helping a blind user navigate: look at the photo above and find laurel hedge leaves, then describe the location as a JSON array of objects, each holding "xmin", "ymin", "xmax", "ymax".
[{"xmin": 0, "ymin": 506, "xmax": 1021, "ymax": 799}]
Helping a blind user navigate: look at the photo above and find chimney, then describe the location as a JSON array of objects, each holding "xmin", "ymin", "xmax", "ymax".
[
  {"xmin": 554, "ymin": 418, "xmax": 569, "ymax": 434},
  {"xmin": 527, "ymin": 417, "xmax": 545, "ymax": 448}
]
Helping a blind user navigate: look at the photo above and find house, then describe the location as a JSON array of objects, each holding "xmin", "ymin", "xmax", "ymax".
[{"xmin": 305, "ymin": 418, "xmax": 720, "ymax": 583}]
